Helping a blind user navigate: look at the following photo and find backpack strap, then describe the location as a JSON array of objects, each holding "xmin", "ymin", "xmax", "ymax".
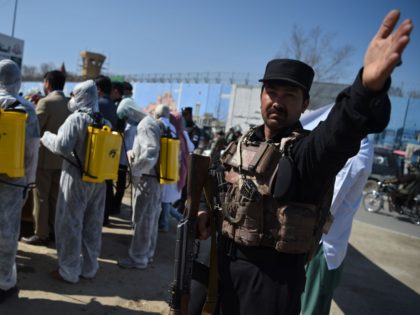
[
  {"xmin": 157, "ymin": 119, "xmax": 172, "ymax": 137},
  {"xmin": 89, "ymin": 112, "xmax": 104, "ymax": 128},
  {"xmin": 6, "ymin": 100, "xmax": 22, "ymax": 108},
  {"xmin": 3, "ymin": 100, "xmax": 25, "ymax": 113}
]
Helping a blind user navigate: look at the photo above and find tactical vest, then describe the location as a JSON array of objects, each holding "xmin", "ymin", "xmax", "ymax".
[{"xmin": 220, "ymin": 129, "xmax": 333, "ymax": 258}]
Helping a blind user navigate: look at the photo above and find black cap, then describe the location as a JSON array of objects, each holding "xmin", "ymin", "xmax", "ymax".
[
  {"xmin": 182, "ymin": 107, "xmax": 193, "ymax": 114},
  {"xmin": 259, "ymin": 59, "xmax": 314, "ymax": 92},
  {"xmin": 123, "ymin": 81, "xmax": 133, "ymax": 91}
]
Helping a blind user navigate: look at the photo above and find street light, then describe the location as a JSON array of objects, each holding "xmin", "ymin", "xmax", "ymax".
[{"xmin": 12, "ymin": 0, "xmax": 19, "ymax": 38}]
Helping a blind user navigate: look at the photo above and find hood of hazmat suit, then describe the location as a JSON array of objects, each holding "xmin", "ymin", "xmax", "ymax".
[
  {"xmin": 67, "ymin": 80, "xmax": 99, "ymax": 113},
  {"xmin": 116, "ymin": 97, "xmax": 147, "ymax": 125}
]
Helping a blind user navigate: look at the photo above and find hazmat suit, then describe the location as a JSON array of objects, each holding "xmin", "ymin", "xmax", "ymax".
[
  {"xmin": 0, "ymin": 60, "xmax": 40, "ymax": 296},
  {"xmin": 116, "ymin": 98, "xmax": 162, "ymax": 269},
  {"xmin": 40, "ymin": 80, "xmax": 107, "ymax": 283}
]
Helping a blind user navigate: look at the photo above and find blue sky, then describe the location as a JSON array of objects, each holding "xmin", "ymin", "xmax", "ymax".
[{"xmin": 0, "ymin": 0, "xmax": 418, "ymax": 92}]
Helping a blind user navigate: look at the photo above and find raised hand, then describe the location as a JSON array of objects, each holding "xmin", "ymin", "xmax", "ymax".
[{"xmin": 363, "ymin": 10, "xmax": 414, "ymax": 91}]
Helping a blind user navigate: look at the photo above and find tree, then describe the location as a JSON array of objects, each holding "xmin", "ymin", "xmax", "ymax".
[
  {"xmin": 389, "ymin": 85, "xmax": 404, "ymax": 97},
  {"xmin": 21, "ymin": 63, "xmax": 83, "ymax": 82},
  {"xmin": 39, "ymin": 62, "xmax": 56, "ymax": 75},
  {"xmin": 408, "ymin": 90, "xmax": 420, "ymax": 100},
  {"xmin": 278, "ymin": 25, "xmax": 355, "ymax": 82},
  {"xmin": 22, "ymin": 65, "xmax": 38, "ymax": 81}
]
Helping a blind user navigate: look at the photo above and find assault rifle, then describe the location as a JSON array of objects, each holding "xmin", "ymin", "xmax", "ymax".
[
  {"xmin": 200, "ymin": 167, "xmax": 221, "ymax": 315},
  {"xmin": 169, "ymin": 153, "xmax": 210, "ymax": 315}
]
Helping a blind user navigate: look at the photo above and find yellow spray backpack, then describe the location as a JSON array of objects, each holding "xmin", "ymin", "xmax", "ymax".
[
  {"xmin": 157, "ymin": 121, "xmax": 180, "ymax": 184},
  {"xmin": 81, "ymin": 124, "xmax": 122, "ymax": 183},
  {"xmin": 159, "ymin": 135, "xmax": 180, "ymax": 184},
  {"xmin": 0, "ymin": 101, "xmax": 27, "ymax": 177}
]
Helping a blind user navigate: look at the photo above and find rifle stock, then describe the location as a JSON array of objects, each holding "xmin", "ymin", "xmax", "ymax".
[
  {"xmin": 169, "ymin": 153, "xmax": 210, "ymax": 315},
  {"xmin": 184, "ymin": 154, "xmax": 210, "ymax": 218}
]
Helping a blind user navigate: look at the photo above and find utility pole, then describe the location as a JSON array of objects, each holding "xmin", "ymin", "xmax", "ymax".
[
  {"xmin": 11, "ymin": 0, "xmax": 19, "ymax": 37},
  {"xmin": 400, "ymin": 96, "xmax": 411, "ymax": 149},
  {"xmin": 176, "ymin": 82, "xmax": 183, "ymax": 110}
]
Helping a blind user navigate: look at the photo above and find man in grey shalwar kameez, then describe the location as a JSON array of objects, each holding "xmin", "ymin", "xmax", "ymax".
[
  {"xmin": 0, "ymin": 59, "xmax": 40, "ymax": 302},
  {"xmin": 41, "ymin": 80, "xmax": 107, "ymax": 283},
  {"xmin": 116, "ymin": 98, "xmax": 162, "ymax": 269}
]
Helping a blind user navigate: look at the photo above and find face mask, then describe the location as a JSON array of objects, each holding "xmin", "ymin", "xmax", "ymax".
[{"xmin": 67, "ymin": 97, "xmax": 78, "ymax": 112}]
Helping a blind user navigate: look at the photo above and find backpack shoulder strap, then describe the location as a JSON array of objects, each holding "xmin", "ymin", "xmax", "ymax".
[
  {"xmin": 89, "ymin": 112, "xmax": 104, "ymax": 128},
  {"xmin": 157, "ymin": 119, "xmax": 172, "ymax": 137}
]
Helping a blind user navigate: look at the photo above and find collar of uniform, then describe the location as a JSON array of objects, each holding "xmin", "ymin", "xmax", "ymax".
[
  {"xmin": 250, "ymin": 122, "xmax": 303, "ymax": 143},
  {"xmin": 48, "ymin": 90, "xmax": 64, "ymax": 97}
]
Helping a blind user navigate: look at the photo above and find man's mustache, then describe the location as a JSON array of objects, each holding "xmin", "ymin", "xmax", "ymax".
[{"xmin": 268, "ymin": 105, "xmax": 286, "ymax": 115}]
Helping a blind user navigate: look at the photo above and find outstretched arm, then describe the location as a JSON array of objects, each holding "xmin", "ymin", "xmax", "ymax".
[{"xmin": 363, "ymin": 10, "xmax": 414, "ymax": 91}]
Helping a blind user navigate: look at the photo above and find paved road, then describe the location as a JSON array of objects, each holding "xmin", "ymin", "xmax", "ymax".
[
  {"xmin": 355, "ymin": 202, "xmax": 420, "ymax": 239},
  {"xmin": 330, "ymin": 220, "xmax": 420, "ymax": 315}
]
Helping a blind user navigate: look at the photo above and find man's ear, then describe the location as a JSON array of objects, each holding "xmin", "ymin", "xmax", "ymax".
[
  {"xmin": 44, "ymin": 80, "xmax": 51, "ymax": 90},
  {"xmin": 302, "ymin": 99, "xmax": 309, "ymax": 113}
]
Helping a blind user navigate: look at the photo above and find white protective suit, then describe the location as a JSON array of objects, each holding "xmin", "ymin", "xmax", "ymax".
[
  {"xmin": 116, "ymin": 98, "xmax": 162, "ymax": 269},
  {"xmin": 40, "ymin": 80, "xmax": 107, "ymax": 283},
  {"xmin": 0, "ymin": 60, "xmax": 40, "ymax": 291}
]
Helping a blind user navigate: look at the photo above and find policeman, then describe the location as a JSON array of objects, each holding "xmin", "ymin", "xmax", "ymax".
[{"xmin": 196, "ymin": 10, "xmax": 413, "ymax": 315}]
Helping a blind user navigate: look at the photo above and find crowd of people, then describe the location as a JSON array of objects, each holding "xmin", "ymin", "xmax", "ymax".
[
  {"xmin": 0, "ymin": 58, "xmax": 231, "ymax": 302},
  {"xmin": 0, "ymin": 9, "xmax": 414, "ymax": 315}
]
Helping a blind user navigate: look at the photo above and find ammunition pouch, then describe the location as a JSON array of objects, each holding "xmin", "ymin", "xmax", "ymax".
[
  {"xmin": 222, "ymin": 141, "xmax": 281, "ymax": 179},
  {"xmin": 221, "ymin": 184, "xmax": 267, "ymax": 246},
  {"xmin": 221, "ymin": 141, "xmax": 280, "ymax": 197},
  {"xmin": 276, "ymin": 203, "xmax": 317, "ymax": 253}
]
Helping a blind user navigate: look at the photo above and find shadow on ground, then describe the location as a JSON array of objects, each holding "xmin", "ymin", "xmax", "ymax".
[
  {"xmin": 1, "ymin": 297, "xmax": 159, "ymax": 315},
  {"xmin": 2, "ymin": 205, "xmax": 177, "ymax": 315},
  {"xmin": 334, "ymin": 244, "xmax": 420, "ymax": 315}
]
